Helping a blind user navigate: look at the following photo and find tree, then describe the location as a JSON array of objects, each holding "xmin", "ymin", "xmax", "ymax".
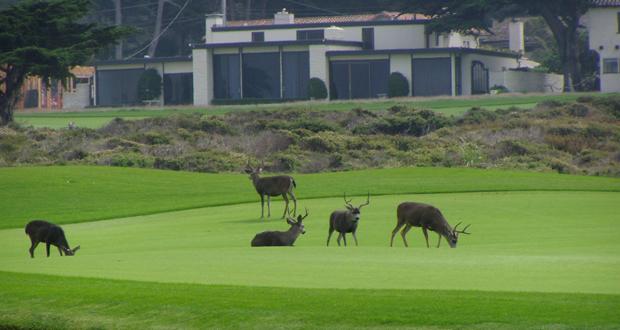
[
  {"xmin": 404, "ymin": 0, "xmax": 596, "ymax": 92},
  {"xmin": 0, "ymin": 0, "xmax": 128, "ymax": 125}
]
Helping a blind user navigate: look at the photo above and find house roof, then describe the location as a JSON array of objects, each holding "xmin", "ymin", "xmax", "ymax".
[
  {"xmin": 591, "ymin": 0, "xmax": 620, "ymax": 7},
  {"xmin": 225, "ymin": 12, "xmax": 428, "ymax": 27},
  {"xmin": 326, "ymin": 47, "xmax": 520, "ymax": 59},
  {"xmin": 192, "ymin": 39, "xmax": 362, "ymax": 49},
  {"xmin": 93, "ymin": 56, "xmax": 192, "ymax": 66}
]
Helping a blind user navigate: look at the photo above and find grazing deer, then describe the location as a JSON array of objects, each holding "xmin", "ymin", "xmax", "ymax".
[
  {"xmin": 25, "ymin": 220, "xmax": 80, "ymax": 258},
  {"xmin": 327, "ymin": 193, "xmax": 370, "ymax": 246},
  {"xmin": 245, "ymin": 163, "xmax": 297, "ymax": 219},
  {"xmin": 390, "ymin": 202, "xmax": 471, "ymax": 248},
  {"xmin": 251, "ymin": 208, "xmax": 308, "ymax": 247}
]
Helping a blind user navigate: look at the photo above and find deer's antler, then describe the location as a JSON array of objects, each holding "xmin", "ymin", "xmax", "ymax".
[
  {"xmin": 343, "ymin": 193, "xmax": 354, "ymax": 209},
  {"xmin": 300, "ymin": 207, "xmax": 309, "ymax": 221},
  {"xmin": 453, "ymin": 222, "xmax": 472, "ymax": 235},
  {"xmin": 358, "ymin": 192, "xmax": 370, "ymax": 209}
]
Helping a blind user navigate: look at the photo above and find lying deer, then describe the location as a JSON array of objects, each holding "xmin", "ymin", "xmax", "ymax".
[
  {"xmin": 390, "ymin": 202, "xmax": 471, "ymax": 248},
  {"xmin": 251, "ymin": 208, "xmax": 308, "ymax": 247},
  {"xmin": 327, "ymin": 193, "xmax": 370, "ymax": 246},
  {"xmin": 245, "ymin": 162, "xmax": 297, "ymax": 219},
  {"xmin": 25, "ymin": 220, "xmax": 80, "ymax": 258}
]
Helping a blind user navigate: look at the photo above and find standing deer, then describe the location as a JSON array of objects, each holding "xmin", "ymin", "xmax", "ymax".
[
  {"xmin": 245, "ymin": 163, "xmax": 297, "ymax": 219},
  {"xmin": 327, "ymin": 193, "xmax": 370, "ymax": 246},
  {"xmin": 390, "ymin": 202, "xmax": 471, "ymax": 248},
  {"xmin": 251, "ymin": 208, "xmax": 309, "ymax": 247},
  {"xmin": 25, "ymin": 220, "xmax": 80, "ymax": 258}
]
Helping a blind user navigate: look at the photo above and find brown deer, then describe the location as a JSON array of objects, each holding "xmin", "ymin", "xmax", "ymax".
[
  {"xmin": 25, "ymin": 220, "xmax": 80, "ymax": 258},
  {"xmin": 245, "ymin": 163, "xmax": 297, "ymax": 219},
  {"xmin": 390, "ymin": 202, "xmax": 471, "ymax": 248},
  {"xmin": 327, "ymin": 193, "xmax": 370, "ymax": 246},
  {"xmin": 251, "ymin": 208, "xmax": 309, "ymax": 247}
]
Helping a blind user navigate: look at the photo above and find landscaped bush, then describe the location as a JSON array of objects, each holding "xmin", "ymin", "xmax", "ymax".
[
  {"xmin": 388, "ymin": 72, "xmax": 409, "ymax": 98},
  {"xmin": 137, "ymin": 69, "xmax": 162, "ymax": 102},
  {"xmin": 458, "ymin": 107, "xmax": 498, "ymax": 125},
  {"xmin": 308, "ymin": 77, "xmax": 328, "ymax": 100},
  {"xmin": 199, "ymin": 116, "xmax": 235, "ymax": 135}
]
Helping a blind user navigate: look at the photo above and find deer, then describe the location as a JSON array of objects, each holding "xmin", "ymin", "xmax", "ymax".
[
  {"xmin": 25, "ymin": 220, "xmax": 80, "ymax": 258},
  {"xmin": 327, "ymin": 193, "xmax": 370, "ymax": 246},
  {"xmin": 251, "ymin": 208, "xmax": 309, "ymax": 247},
  {"xmin": 390, "ymin": 202, "xmax": 471, "ymax": 248},
  {"xmin": 245, "ymin": 162, "xmax": 297, "ymax": 219}
]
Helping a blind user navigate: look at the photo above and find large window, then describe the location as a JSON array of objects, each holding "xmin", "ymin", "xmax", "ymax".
[
  {"xmin": 329, "ymin": 60, "xmax": 389, "ymax": 100},
  {"xmin": 164, "ymin": 73, "xmax": 193, "ymax": 105},
  {"xmin": 282, "ymin": 52, "xmax": 310, "ymax": 99},
  {"xmin": 362, "ymin": 28, "xmax": 374, "ymax": 50},
  {"xmin": 242, "ymin": 52, "xmax": 280, "ymax": 99},
  {"xmin": 213, "ymin": 54, "xmax": 241, "ymax": 99},
  {"xmin": 297, "ymin": 29, "xmax": 324, "ymax": 40},
  {"xmin": 252, "ymin": 32, "xmax": 264, "ymax": 42},
  {"xmin": 603, "ymin": 58, "xmax": 619, "ymax": 74},
  {"xmin": 97, "ymin": 68, "xmax": 144, "ymax": 106}
]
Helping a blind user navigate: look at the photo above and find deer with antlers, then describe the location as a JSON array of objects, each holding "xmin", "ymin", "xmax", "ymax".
[
  {"xmin": 327, "ymin": 193, "xmax": 370, "ymax": 246},
  {"xmin": 245, "ymin": 162, "xmax": 297, "ymax": 219},
  {"xmin": 390, "ymin": 202, "xmax": 471, "ymax": 248},
  {"xmin": 251, "ymin": 208, "xmax": 309, "ymax": 247}
]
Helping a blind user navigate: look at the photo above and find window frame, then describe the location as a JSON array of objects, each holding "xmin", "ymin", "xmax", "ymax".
[
  {"xmin": 296, "ymin": 29, "xmax": 324, "ymax": 41},
  {"xmin": 603, "ymin": 58, "xmax": 620, "ymax": 74},
  {"xmin": 251, "ymin": 31, "xmax": 264, "ymax": 42},
  {"xmin": 362, "ymin": 27, "xmax": 374, "ymax": 50}
]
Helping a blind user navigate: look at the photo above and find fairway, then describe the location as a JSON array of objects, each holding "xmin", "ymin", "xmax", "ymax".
[{"xmin": 1, "ymin": 167, "xmax": 619, "ymax": 328}]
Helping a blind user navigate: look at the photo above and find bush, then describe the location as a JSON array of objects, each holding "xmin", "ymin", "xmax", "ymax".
[
  {"xmin": 199, "ymin": 116, "xmax": 235, "ymax": 135},
  {"xmin": 137, "ymin": 69, "xmax": 162, "ymax": 102},
  {"xmin": 458, "ymin": 107, "xmax": 497, "ymax": 125},
  {"xmin": 308, "ymin": 77, "xmax": 328, "ymax": 100},
  {"xmin": 490, "ymin": 85, "xmax": 509, "ymax": 94},
  {"xmin": 388, "ymin": 72, "xmax": 409, "ymax": 97},
  {"xmin": 566, "ymin": 103, "xmax": 590, "ymax": 117}
]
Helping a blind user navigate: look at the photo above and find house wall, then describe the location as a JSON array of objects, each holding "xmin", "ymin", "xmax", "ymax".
[
  {"xmin": 390, "ymin": 54, "xmax": 412, "ymax": 96},
  {"xmin": 461, "ymin": 53, "xmax": 519, "ymax": 95},
  {"xmin": 192, "ymin": 48, "xmax": 212, "ymax": 105},
  {"xmin": 63, "ymin": 84, "xmax": 90, "ymax": 109},
  {"xmin": 490, "ymin": 71, "xmax": 563, "ymax": 93},
  {"xmin": 586, "ymin": 7, "xmax": 620, "ymax": 92}
]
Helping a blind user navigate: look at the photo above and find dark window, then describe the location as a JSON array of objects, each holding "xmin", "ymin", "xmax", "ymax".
[
  {"xmin": 362, "ymin": 28, "xmax": 374, "ymax": 50},
  {"xmin": 252, "ymin": 31, "xmax": 264, "ymax": 42},
  {"xmin": 617, "ymin": 12, "xmax": 620, "ymax": 33},
  {"xmin": 164, "ymin": 73, "xmax": 193, "ymax": 105},
  {"xmin": 24, "ymin": 89, "xmax": 38, "ymax": 108},
  {"xmin": 96, "ymin": 69, "xmax": 144, "ymax": 106},
  {"xmin": 471, "ymin": 61, "xmax": 489, "ymax": 94},
  {"xmin": 282, "ymin": 52, "xmax": 310, "ymax": 99},
  {"xmin": 412, "ymin": 58, "xmax": 452, "ymax": 96},
  {"xmin": 603, "ymin": 58, "xmax": 619, "ymax": 73},
  {"xmin": 329, "ymin": 60, "xmax": 389, "ymax": 100},
  {"xmin": 242, "ymin": 52, "xmax": 280, "ymax": 99},
  {"xmin": 297, "ymin": 29, "xmax": 324, "ymax": 40},
  {"xmin": 455, "ymin": 56, "xmax": 462, "ymax": 95},
  {"xmin": 213, "ymin": 54, "xmax": 241, "ymax": 99}
]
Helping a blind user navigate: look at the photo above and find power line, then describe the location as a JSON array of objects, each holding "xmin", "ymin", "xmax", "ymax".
[
  {"xmin": 125, "ymin": 0, "xmax": 191, "ymax": 59},
  {"xmin": 282, "ymin": 0, "xmax": 342, "ymax": 16}
]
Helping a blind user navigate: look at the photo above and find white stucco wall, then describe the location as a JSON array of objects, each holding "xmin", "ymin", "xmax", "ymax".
[
  {"xmin": 192, "ymin": 48, "xmax": 211, "ymax": 105},
  {"xmin": 586, "ymin": 7, "xmax": 620, "ymax": 92},
  {"xmin": 490, "ymin": 71, "xmax": 563, "ymax": 93},
  {"xmin": 460, "ymin": 53, "xmax": 519, "ymax": 95}
]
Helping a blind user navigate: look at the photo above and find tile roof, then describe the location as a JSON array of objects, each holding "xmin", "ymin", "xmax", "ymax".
[
  {"xmin": 225, "ymin": 11, "xmax": 428, "ymax": 27},
  {"xmin": 591, "ymin": 0, "xmax": 620, "ymax": 6}
]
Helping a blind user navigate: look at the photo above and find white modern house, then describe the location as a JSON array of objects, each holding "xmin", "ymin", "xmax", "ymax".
[
  {"xmin": 93, "ymin": 9, "xmax": 564, "ymax": 107},
  {"xmin": 586, "ymin": 0, "xmax": 620, "ymax": 92}
]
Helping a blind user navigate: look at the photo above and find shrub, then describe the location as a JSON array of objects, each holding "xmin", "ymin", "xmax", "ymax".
[
  {"xmin": 490, "ymin": 85, "xmax": 509, "ymax": 94},
  {"xmin": 137, "ymin": 68, "xmax": 162, "ymax": 102},
  {"xmin": 134, "ymin": 132, "xmax": 170, "ymax": 145},
  {"xmin": 388, "ymin": 72, "xmax": 409, "ymax": 97},
  {"xmin": 566, "ymin": 103, "xmax": 590, "ymax": 117},
  {"xmin": 458, "ymin": 107, "xmax": 497, "ymax": 125},
  {"xmin": 199, "ymin": 116, "xmax": 235, "ymax": 135},
  {"xmin": 308, "ymin": 77, "xmax": 328, "ymax": 99}
]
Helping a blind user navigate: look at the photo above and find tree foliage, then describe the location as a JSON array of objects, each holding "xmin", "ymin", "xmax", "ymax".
[
  {"xmin": 0, "ymin": 0, "xmax": 129, "ymax": 125},
  {"xmin": 308, "ymin": 78, "xmax": 328, "ymax": 100},
  {"xmin": 137, "ymin": 68, "xmax": 162, "ymax": 101},
  {"xmin": 388, "ymin": 72, "xmax": 410, "ymax": 97}
]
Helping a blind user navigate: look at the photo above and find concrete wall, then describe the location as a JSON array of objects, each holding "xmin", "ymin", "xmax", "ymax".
[
  {"xmin": 490, "ymin": 71, "xmax": 563, "ymax": 93},
  {"xmin": 63, "ymin": 84, "xmax": 90, "ymax": 109},
  {"xmin": 586, "ymin": 7, "xmax": 620, "ymax": 92},
  {"xmin": 192, "ymin": 48, "xmax": 211, "ymax": 105}
]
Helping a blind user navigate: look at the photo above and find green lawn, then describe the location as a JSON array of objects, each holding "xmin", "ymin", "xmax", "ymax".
[
  {"xmin": 0, "ymin": 166, "xmax": 619, "ymax": 329},
  {"xmin": 14, "ymin": 92, "xmax": 609, "ymax": 129},
  {"xmin": 1, "ymin": 165, "xmax": 618, "ymax": 229}
]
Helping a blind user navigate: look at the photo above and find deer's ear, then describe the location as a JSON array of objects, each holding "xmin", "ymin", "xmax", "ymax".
[
  {"xmin": 286, "ymin": 218, "xmax": 295, "ymax": 225},
  {"xmin": 258, "ymin": 167, "xmax": 263, "ymax": 173}
]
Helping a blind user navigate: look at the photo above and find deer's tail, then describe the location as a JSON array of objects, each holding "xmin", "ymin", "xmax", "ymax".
[{"xmin": 292, "ymin": 178, "xmax": 297, "ymax": 188}]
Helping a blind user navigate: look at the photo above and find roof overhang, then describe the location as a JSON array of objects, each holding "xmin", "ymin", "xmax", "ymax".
[
  {"xmin": 192, "ymin": 39, "xmax": 363, "ymax": 49},
  {"xmin": 211, "ymin": 19, "xmax": 427, "ymax": 32},
  {"xmin": 326, "ymin": 47, "xmax": 520, "ymax": 59},
  {"xmin": 93, "ymin": 56, "xmax": 192, "ymax": 66}
]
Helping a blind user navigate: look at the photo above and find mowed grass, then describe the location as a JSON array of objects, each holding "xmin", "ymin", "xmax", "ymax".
[
  {"xmin": 0, "ymin": 190, "xmax": 619, "ymax": 328},
  {"xmin": 14, "ymin": 92, "xmax": 609, "ymax": 128},
  {"xmin": 1, "ymin": 165, "xmax": 619, "ymax": 229}
]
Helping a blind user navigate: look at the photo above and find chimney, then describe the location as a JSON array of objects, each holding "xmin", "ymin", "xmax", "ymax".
[
  {"xmin": 508, "ymin": 19, "xmax": 524, "ymax": 54},
  {"xmin": 205, "ymin": 13, "xmax": 224, "ymax": 44},
  {"xmin": 274, "ymin": 8, "xmax": 294, "ymax": 25}
]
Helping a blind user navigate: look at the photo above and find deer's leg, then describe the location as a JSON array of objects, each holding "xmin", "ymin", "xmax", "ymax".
[
  {"xmin": 267, "ymin": 195, "xmax": 271, "ymax": 218},
  {"xmin": 260, "ymin": 195, "xmax": 265, "ymax": 219},
  {"xmin": 281, "ymin": 193, "xmax": 289, "ymax": 219},
  {"xmin": 58, "ymin": 246, "xmax": 63, "ymax": 256},
  {"xmin": 337, "ymin": 233, "xmax": 342, "ymax": 246},
  {"xmin": 289, "ymin": 191, "xmax": 297, "ymax": 216},
  {"xmin": 352, "ymin": 232, "xmax": 359, "ymax": 246},
  {"xmin": 390, "ymin": 222, "xmax": 405, "ymax": 247},
  {"xmin": 422, "ymin": 227, "xmax": 430, "ymax": 248},
  {"xmin": 401, "ymin": 224, "xmax": 412, "ymax": 247},
  {"xmin": 29, "ymin": 239, "xmax": 39, "ymax": 258},
  {"xmin": 327, "ymin": 229, "xmax": 334, "ymax": 246},
  {"xmin": 46, "ymin": 243, "xmax": 51, "ymax": 257},
  {"xmin": 437, "ymin": 234, "xmax": 442, "ymax": 248},
  {"xmin": 342, "ymin": 233, "xmax": 347, "ymax": 247}
]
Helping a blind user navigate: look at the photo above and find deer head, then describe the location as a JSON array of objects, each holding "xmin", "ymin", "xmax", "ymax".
[
  {"xmin": 446, "ymin": 222, "xmax": 471, "ymax": 248},
  {"xmin": 343, "ymin": 192, "xmax": 370, "ymax": 221},
  {"xmin": 244, "ymin": 162, "xmax": 263, "ymax": 179},
  {"xmin": 62, "ymin": 245, "xmax": 80, "ymax": 256},
  {"xmin": 286, "ymin": 208, "xmax": 308, "ymax": 234}
]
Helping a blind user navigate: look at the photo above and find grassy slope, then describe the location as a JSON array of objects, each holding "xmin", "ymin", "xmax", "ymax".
[
  {"xmin": 14, "ymin": 92, "xmax": 606, "ymax": 128},
  {"xmin": 1, "ymin": 271, "xmax": 618, "ymax": 330},
  {"xmin": 1, "ymin": 166, "xmax": 619, "ymax": 229}
]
